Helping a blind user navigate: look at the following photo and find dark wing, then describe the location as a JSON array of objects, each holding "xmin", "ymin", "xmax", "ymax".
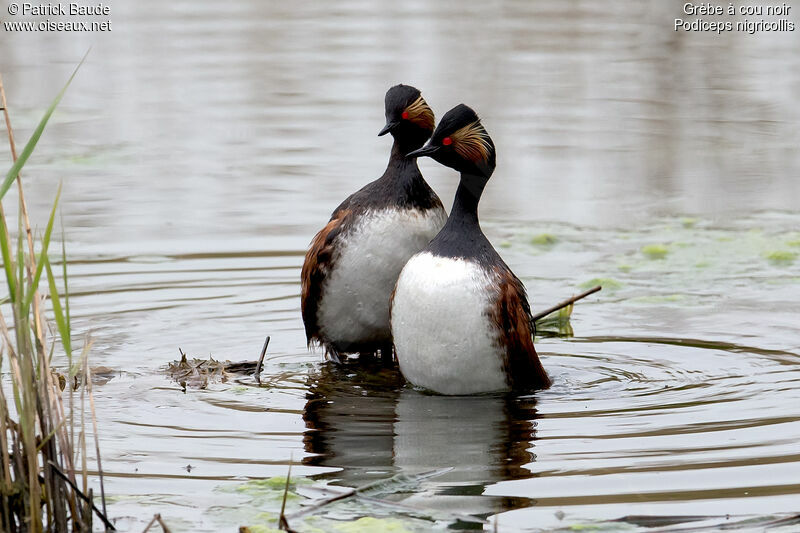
[
  {"xmin": 492, "ymin": 268, "xmax": 551, "ymax": 390},
  {"xmin": 331, "ymin": 191, "xmax": 357, "ymax": 218},
  {"xmin": 301, "ymin": 209, "xmax": 351, "ymax": 347}
]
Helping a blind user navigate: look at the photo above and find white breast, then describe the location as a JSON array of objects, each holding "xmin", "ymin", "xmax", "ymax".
[
  {"xmin": 390, "ymin": 252, "xmax": 509, "ymax": 394},
  {"xmin": 318, "ymin": 208, "xmax": 446, "ymax": 349}
]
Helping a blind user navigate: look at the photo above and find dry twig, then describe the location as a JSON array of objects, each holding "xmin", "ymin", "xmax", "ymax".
[
  {"xmin": 531, "ymin": 285, "xmax": 602, "ymax": 323},
  {"xmin": 255, "ymin": 335, "xmax": 270, "ymax": 384},
  {"xmin": 47, "ymin": 460, "xmax": 116, "ymax": 530}
]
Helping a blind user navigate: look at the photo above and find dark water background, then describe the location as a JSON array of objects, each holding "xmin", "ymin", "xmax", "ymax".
[{"xmin": 1, "ymin": 0, "xmax": 799, "ymax": 530}]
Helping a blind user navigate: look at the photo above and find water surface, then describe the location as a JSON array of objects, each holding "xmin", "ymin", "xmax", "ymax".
[{"xmin": 1, "ymin": 1, "xmax": 799, "ymax": 531}]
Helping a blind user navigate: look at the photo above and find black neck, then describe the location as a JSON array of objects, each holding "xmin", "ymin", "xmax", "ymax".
[
  {"xmin": 361, "ymin": 137, "xmax": 441, "ymax": 212},
  {"xmin": 448, "ymin": 173, "xmax": 487, "ymax": 227},
  {"xmin": 429, "ymin": 173, "xmax": 493, "ymax": 261},
  {"xmin": 385, "ymin": 139, "xmax": 418, "ymax": 173}
]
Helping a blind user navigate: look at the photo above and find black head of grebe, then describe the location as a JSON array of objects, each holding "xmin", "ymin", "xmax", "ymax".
[
  {"xmin": 407, "ymin": 103, "xmax": 495, "ymax": 179},
  {"xmin": 406, "ymin": 104, "xmax": 498, "ymax": 262},
  {"xmin": 378, "ymin": 84, "xmax": 436, "ymax": 154}
]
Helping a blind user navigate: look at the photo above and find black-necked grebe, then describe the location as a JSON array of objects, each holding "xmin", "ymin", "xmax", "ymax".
[
  {"xmin": 391, "ymin": 104, "xmax": 550, "ymax": 394},
  {"xmin": 301, "ymin": 85, "xmax": 446, "ymax": 362}
]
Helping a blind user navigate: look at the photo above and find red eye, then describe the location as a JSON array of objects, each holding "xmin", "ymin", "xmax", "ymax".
[
  {"xmin": 442, "ymin": 137, "xmax": 452, "ymax": 146},
  {"xmin": 401, "ymin": 111, "xmax": 410, "ymax": 120}
]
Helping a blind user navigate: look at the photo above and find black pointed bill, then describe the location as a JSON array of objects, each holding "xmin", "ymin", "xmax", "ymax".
[
  {"xmin": 406, "ymin": 144, "xmax": 440, "ymax": 158},
  {"xmin": 378, "ymin": 121, "xmax": 400, "ymax": 136}
]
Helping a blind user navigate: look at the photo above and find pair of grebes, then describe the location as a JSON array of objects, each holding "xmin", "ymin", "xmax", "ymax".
[{"xmin": 301, "ymin": 84, "xmax": 550, "ymax": 395}]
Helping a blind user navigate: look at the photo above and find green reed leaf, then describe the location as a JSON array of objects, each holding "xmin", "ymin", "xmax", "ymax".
[
  {"xmin": 44, "ymin": 255, "xmax": 71, "ymax": 357},
  {"xmin": 22, "ymin": 183, "xmax": 61, "ymax": 314},
  {"xmin": 0, "ymin": 215, "xmax": 15, "ymax": 301}
]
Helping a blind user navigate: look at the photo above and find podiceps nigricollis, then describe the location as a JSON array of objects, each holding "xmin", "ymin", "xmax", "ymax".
[
  {"xmin": 301, "ymin": 85, "xmax": 447, "ymax": 362},
  {"xmin": 391, "ymin": 104, "xmax": 550, "ymax": 394}
]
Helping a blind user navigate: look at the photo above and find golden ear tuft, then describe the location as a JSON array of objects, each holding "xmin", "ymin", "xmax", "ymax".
[
  {"xmin": 403, "ymin": 96, "xmax": 435, "ymax": 131},
  {"xmin": 450, "ymin": 121, "xmax": 492, "ymax": 163}
]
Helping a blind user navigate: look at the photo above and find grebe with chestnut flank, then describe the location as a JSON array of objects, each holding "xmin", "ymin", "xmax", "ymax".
[
  {"xmin": 301, "ymin": 85, "xmax": 446, "ymax": 362},
  {"xmin": 391, "ymin": 104, "xmax": 550, "ymax": 394}
]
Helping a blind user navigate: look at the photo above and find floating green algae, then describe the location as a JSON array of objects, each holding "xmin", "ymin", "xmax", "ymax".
[
  {"xmin": 765, "ymin": 250, "xmax": 798, "ymax": 265},
  {"xmin": 641, "ymin": 244, "xmax": 669, "ymax": 259},
  {"xmin": 499, "ymin": 240, "xmax": 512, "ymax": 249},
  {"xmin": 335, "ymin": 517, "xmax": 412, "ymax": 533},
  {"xmin": 222, "ymin": 475, "xmax": 311, "ymax": 504},
  {"xmin": 530, "ymin": 233, "xmax": 558, "ymax": 246},
  {"xmin": 238, "ymin": 475, "xmax": 307, "ymax": 490},
  {"xmin": 219, "ymin": 477, "xmax": 307, "ymax": 532},
  {"xmin": 629, "ymin": 294, "xmax": 688, "ymax": 304},
  {"xmin": 680, "ymin": 217, "xmax": 698, "ymax": 228},
  {"xmin": 581, "ymin": 278, "xmax": 623, "ymax": 291}
]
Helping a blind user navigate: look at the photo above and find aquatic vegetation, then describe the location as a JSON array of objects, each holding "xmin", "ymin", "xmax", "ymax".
[
  {"xmin": 224, "ymin": 475, "xmax": 310, "ymax": 504},
  {"xmin": 581, "ymin": 277, "xmax": 622, "ymax": 291},
  {"xmin": 765, "ymin": 250, "xmax": 797, "ymax": 265},
  {"xmin": 239, "ymin": 525, "xmax": 284, "ymax": 533},
  {"xmin": 335, "ymin": 517, "xmax": 412, "ymax": 532},
  {"xmin": 0, "ymin": 59, "xmax": 111, "ymax": 531},
  {"xmin": 609, "ymin": 219, "xmax": 800, "ymax": 277},
  {"xmin": 166, "ymin": 343, "xmax": 268, "ymax": 390},
  {"xmin": 536, "ymin": 303, "xmax": 573, "ymax": 327},
  {"xmin": 535, "ymin": 303, "xmax": 574, "ymax": 336},
  {"xmin": 531, "ymin": 285, "xmax": 601, "ymax": 337},
  {"xmin": 641, "ymin": 243, "xmax": 669, "ymax": 259},
  {"xmin": 531, "ymin": 233, "xmax": 558, "ymax": 246},
  {"xmin": 629, "ymin": 293, "xmax": 688, "ymax": 304},
  {"xmin": 167, "ymin": 350, "xmax": 237, "ymax": 389},
  {"xmin": 231, "ymin": 470, "xmax": 460, "ymax": 533},
  {"xmin": 680, "ymin": 217, "xmax": 698, "ymax": 228}
]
